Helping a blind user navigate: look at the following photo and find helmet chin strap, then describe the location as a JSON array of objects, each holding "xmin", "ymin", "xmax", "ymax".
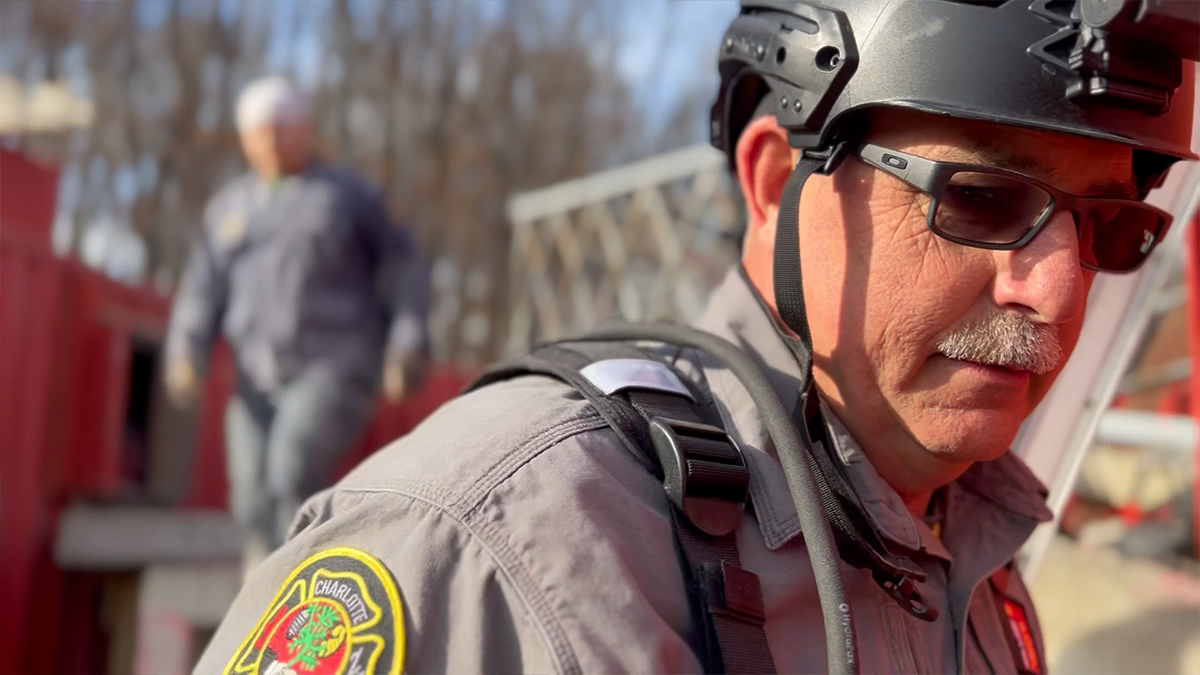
[
  {"xmin": 767, "ymin": 146, "xmax": 939, "ymax": 626},
  {"xmin": 772, "ymin": 155, "xmax": 830, "ymax": 383}
]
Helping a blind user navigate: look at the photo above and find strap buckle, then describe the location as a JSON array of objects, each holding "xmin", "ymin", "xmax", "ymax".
[
  {"xmin": 874, "ymin": 571, "xmax": 939, "ymax": 622},
  {"xmin": 649, "ymin": 417, "xmax": 750, "ymax": 537}
]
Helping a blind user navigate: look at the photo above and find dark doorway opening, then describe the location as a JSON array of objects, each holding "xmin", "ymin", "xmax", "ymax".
[{"xmin": 119, "ymin": 339, "xmax": 159, "ymax": 495}]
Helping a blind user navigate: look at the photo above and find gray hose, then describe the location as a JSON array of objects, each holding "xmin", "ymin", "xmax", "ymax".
[{"xmin": 581, "ymin": 323, "xmax": 857, "ymax": 675}]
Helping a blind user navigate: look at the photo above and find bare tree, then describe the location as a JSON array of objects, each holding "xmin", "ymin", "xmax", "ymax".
[{"xmin": 1, "ymin": 0, "xmax": 681, "ymax": 365}]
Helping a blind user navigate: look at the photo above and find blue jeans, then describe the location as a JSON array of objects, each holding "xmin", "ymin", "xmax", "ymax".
[{"xmin": 224, "ymin": 364, "xmax": 377, "ymax": 548}]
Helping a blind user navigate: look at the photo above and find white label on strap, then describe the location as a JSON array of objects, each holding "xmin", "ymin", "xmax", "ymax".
[{"xmin": 579, "ymin": 358, "xmax": 695, "ymax": 402}]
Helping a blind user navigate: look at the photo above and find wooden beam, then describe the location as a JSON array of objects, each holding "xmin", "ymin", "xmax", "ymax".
[{"xmin": 54, "ymin": 505, "xmax": 241, "ymax": 569}]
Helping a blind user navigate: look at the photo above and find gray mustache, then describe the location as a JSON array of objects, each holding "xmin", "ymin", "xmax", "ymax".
[{"xmin": 936, "ymin": 313, "xmax": 1063, "ymax": 375}]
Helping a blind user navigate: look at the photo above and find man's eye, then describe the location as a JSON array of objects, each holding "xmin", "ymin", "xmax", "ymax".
[
  {"xmin": 943, "ymin": 173, "xmax": 1050, "ymax": 220},
  {"xmin": 947, "ymin": 185, "xmax": 1012, "ymax": 208}
]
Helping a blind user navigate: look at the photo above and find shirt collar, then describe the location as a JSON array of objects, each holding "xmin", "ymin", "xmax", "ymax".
[
  {"xmin": 690, "ymin": 266, "xmax": 1052, "ymax": 554},
  {"xmin": 251, "ymin": 162, "xmax": 320, "ymax": 204}
]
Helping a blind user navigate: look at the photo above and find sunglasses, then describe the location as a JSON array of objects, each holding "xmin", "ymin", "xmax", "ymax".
[{"xmin": 853, "ymin": 142, "xmax": 1173, "ymax": 273}]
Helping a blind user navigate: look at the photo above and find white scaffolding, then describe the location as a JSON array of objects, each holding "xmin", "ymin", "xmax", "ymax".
[{"xmin": 504, "ymin": 144, "xmax": 741, "ymax": 357}]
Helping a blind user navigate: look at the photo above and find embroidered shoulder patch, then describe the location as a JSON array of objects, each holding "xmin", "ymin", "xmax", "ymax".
[{"xmin": 225, "ymin": 548, "xmax": 404, "ymax": 675}]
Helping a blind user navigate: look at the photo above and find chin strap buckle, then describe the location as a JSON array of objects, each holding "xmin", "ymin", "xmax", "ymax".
[{"xmin": 875, "ymin": 571, "xmax": 939, "ymax": 622}]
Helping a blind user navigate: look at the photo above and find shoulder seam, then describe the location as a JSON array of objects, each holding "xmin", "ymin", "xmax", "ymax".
[
  {"xmin": 338, "ymin": 414, "xmax": 614, "ymax": 675},
  {"xmin": 458, "ymin": 413, "xmax": 610, "ymax": 511}
]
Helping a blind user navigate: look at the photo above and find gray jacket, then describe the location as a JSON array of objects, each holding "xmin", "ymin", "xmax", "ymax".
[
  {"xmin": 166, "ymin": 165, "xmax": 430, "ymax": 393},
  {"xmin": 196, "ymin": 268, "xmax": 1051, "ymax": 674}
]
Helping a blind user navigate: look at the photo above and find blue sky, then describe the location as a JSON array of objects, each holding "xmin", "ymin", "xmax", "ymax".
[{"xmin": 616, "ymin": 0, "xmax": 738, "ymax": 134}]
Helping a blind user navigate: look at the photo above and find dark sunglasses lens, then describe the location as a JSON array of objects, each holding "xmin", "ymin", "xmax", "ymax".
[
  {"xmin": 934, "ymin": 171, "xmax": 1052, "ymax": 245},
  {"xmin": 1079, "ymin": 202, "xmax": 1167, "ymax": 272}
]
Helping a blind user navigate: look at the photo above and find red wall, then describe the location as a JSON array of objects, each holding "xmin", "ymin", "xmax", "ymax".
[
  {"xmin": 0, "ymin": 154, "xmax": 190, "ymax": 673},
  {"xmin": 0, "ymin": 148, "xmax": 64, "ymax": 675},
  {"xmin": 1187, "ymin": 215, "xmax": 1200, "ymax": 557}
]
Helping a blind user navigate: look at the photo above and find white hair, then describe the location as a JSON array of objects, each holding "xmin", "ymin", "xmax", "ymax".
[{"xmin": 235, "ymin": 76, "xmax": 310, "ymax": 131}]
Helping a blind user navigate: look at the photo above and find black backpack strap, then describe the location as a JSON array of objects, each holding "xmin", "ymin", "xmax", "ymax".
[
  {"xmin": 676, "ymin": 519, "xmax": 775, "ymax": 675},
  {"xmin": 468, "ymin": 341, "xmax": 776, "ymax": 674}
]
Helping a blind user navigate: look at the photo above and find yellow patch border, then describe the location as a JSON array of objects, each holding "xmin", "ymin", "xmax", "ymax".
[{"xmin": 224, "ymin": 547, "xmax": 404, "ymax": 675}]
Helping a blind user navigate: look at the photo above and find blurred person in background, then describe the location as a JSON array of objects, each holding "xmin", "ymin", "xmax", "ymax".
[{"xmin": 164, "ymin": 76, "xmax": 430, "ymax": 574}]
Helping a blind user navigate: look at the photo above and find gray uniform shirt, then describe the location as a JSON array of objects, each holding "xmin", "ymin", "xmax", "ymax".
[
  {"xmin": 166, "ymin": 165, "xmax": 430, "ymax": 393},
  {"xmin": 197, "ymin": 268, "xmax": 1052, "ymax": 674}
]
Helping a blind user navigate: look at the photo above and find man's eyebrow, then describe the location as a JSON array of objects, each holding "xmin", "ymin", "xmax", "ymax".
[
  {"xmin": 960, "ymin": 143, "xmax": 1044, "ymax": 176},
  {"xmin": 952, "ymin": 138, "xmax": 1047, "ymax": 176},
  {"xmin": 955, "ymin": 138, "xmax": 1139, "ymax": 200},
  {"xmin": 1081, "ymin": 179, "xmax": 1140, "ymax": 200}
]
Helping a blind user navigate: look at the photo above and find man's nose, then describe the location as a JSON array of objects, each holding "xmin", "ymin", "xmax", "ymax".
[{"xmin": 989, "ymin": 210, "xmax": 1088, "ymax": 324}]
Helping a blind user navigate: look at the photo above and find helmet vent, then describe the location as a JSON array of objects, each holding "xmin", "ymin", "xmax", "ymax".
[
  {"xmin": 1029, "ymin": 25, "xmax": 1079, "ymax": 72},
  {"xmin": 1029, "ymin": 0, "xmax": 1077, "ymax": 25}
]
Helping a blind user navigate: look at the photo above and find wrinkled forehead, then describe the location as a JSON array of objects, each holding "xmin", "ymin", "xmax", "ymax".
[{"xmin": 864, "ymin": 108, "xmax": 1138, "ymax": 198}]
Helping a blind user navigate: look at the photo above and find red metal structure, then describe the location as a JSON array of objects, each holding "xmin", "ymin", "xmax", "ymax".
[
  {"xmin": 1188, "ymin": 214, "xmax": 1200, "ymax": 558},
  {"xmin": 0, "ymin": 147, "xmax": 474, "ymax": 674}
]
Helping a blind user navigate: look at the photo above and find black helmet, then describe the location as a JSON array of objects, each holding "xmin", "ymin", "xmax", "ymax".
[
  {"xmin": 711, "ymin": 0, "xmax": 1197, "ymax": 188},
  {"xmin": 710, "ymin": 0, "xmax": 1198, "ymax": 373}
]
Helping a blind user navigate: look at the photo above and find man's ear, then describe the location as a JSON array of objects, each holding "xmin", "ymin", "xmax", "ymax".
[{"xmin": 735, "ymin": 114, "xmax": 796, "ymax": 247}]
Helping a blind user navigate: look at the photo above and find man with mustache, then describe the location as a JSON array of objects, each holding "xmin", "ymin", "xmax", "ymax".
[{"xmin": 197, "ymin": 1, "xmax": 1196, "ymax": 673}]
